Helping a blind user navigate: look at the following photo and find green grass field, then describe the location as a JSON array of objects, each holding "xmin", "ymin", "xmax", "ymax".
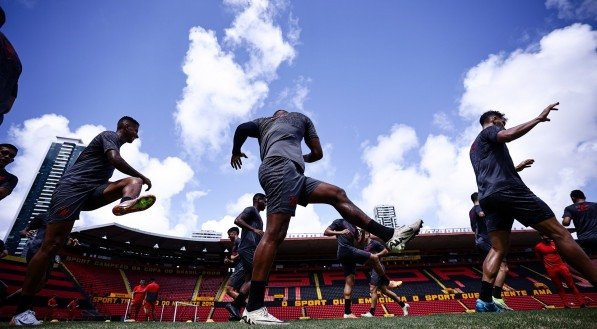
[{"xmin": 1, "ymin": 308, "xmax": 595, "ymax": 329}]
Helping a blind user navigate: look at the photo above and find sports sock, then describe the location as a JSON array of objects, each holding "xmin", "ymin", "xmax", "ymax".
[
  {"xmin": 480, "ymin": 281, "xmax": 493, "ymax": 303},
  {"xmin": 492, "ymin": 286, "xmax": 503, "ymax": 299},
  {"xmin": 369, "ymin": 307, "xmax": 375, "ymax": 315},
  {"xmin": 365, "ymin": 220, "xmax": 394, "ymax": 242},
  {"xmin": 246, "ymin": 281, "xmax": 266, "ymax": 312},
  {"xmin": 344, "ymin": 298, "xmax": 352, "ymax": 315},
  {"xmin": 120, "ymin": 196, "xmax": 133, "ymax": 203},
  {"xmin": 232, "ymin": 291, "xmax": 247, "ymax": 307},
  {"xmin": 15, "ymin": 295, "xmax": 34, "ymax": 314}
]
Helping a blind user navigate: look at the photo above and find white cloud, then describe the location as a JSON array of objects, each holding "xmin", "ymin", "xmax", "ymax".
[
  {"xmin": 0, "ymin": 114, "xmax": 196, "ymax": 239},
  {"xmin": 545, "ymin": 0, "xmax": 597, "ymax": 20},
  {"xmin": 175, "ymin": 0, "xmax": 297, "ymax": 160},
  {"xmin": 359, "ymin": 24, "xmax": 597, "ymax": 230},
  {"xmin": 432, "ymin": 112, "xmax": 455, "ymax": 132}
]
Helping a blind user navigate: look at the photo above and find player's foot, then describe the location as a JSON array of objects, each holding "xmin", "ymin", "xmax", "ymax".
[
  {"xmin": 564, "ymin": 302, "xmax": 575, "ymax": 308},
  {"xmin": 388, "ymin": 280, "xmax": 403, "ymax": 289},
  {"xmin": 9, "ymin": 310, "xmax": 42, "ymax": 326},
  {"xmin": 386, "ymin": 219, "xmax": 423, "ymax": 252},
  {"xmin": 226, "ymin": 303, "xmax": 242, "ymax": 321},
  {"xmin": 360, "ymin": 312, "xmax": 373, "ymax": 317},
  {"xmin": 242, "ymin": 307, "xmax": 287, "ymax": 325},
  {"xmin": 403, "ymin": 303, "xmax": 410, "ymax": 316},
  {"xmin": 112, "ymin": 195, "xmax": 156, "ymax": 216},
  {"xmin": 343, "ymin": 313, "xmax": 358, "ymax": 319},
  {"xmin": 475, "ymin": 299, "xmax": 502, "ymax": 313},
  {"xmin": 492, "ymin": 297, "xmax": 513, "ymax": 311}
]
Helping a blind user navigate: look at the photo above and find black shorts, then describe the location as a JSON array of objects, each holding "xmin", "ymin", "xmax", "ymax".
[
  {"xmin": 229, "ymin": 262, "xmax": 245, "ymax": 290},
  {"xmin": 258, "ymin": 157, "xmax": 321, "ymax": 216},
  {"xmin": 479, "ymin": 186, "xmax": 554, "ymax": 233},
  {"xmin": 338, "ymin": 246, "xmax": 371, "ymax": 277},
  {"xmin": 369, "ymin": 266, "xmax": 390, "ymax": 287},
  {"xmin": 47, "ymin": 182, "xmax": 111, "ymax": 223},
  {"xmin": 476, "ymin": 240, "xmax": 492, "ymax": 261},
  {"xmin": 238, "ymin": 248, "xmax": 255, "ymax": 277}
]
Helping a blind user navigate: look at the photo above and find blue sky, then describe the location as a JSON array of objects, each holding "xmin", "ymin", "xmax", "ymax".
[{"xmin": 1, "ymin": 0, "xmax": 595, "ymax": 239}]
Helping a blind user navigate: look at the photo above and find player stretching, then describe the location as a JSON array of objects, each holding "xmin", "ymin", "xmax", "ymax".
[
  {"xmin": 535, "ymin": 235, "xmax": 586, "ymax": 308},
  {"xmin": 224, "ymin": 227, "xmax": 244, "ymax": 307},
  {"xmin": 129, "ymin": 279, "xmax": 147, "ymax": 321},
  {"xmin": 10, "ymin": 116, "xmax": 155, "ymax": 326},
  {"xmin": 143, "ymin": 278, "xmax": 160, "ymax": 321},
  {"xmin": 325, "ymin": 221, "xmax": 402, "ymax": 318},
  {"xmin": 469, "ymin": 103, "xmax": 597, "ymax": 312},
  {"xmin": 231, "ymin": 109, "xmax": 422, "ymax": 325},
  {"xmin": 360, "ymin": 231, "xmax": 410, "ymax": 317},
  {"xmin": 226, "ymin": 194, "xmax": 266, "ymax": 321}
]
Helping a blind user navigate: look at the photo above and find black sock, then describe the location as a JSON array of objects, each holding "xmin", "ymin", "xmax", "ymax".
[
  {"xmin": 493, "ymin": 286, "xmax": 503, "ymax": 299},
  {"xmin": 398, "ymin": 301, "xmax": 405, "ymax": 307},
  {"xmin": 369, "ymin": 307, "xmax": 375, "ymax": 315},
  {"xmin": 344, "ymin": 298, "xmax": 352, "ymax": 315},
  {"xmin": 365, "ymin": 220, "xmax": 394, "ymax": 242},
  {"xmin": 232, "ymin": 292, "xmax": 247, "ymax": 307},
  {"xmin": 16, "ymin": 295, "xmax": 34, "ymax": 314},
  {"xmin": 120, "ymin": 196, "xmax": 133, "ymax": 203},
  {"xmin": 246, "ymin": 281, "xmax": 266, "ymax": 312},
  {"xmin": 480, "ymin": 281, "xmax": 493, "ymax": 303}
]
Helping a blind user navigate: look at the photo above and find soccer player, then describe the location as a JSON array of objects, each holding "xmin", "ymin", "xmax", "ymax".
[
  {"xmin": 325, "ymin": 221, "xmax": 402, "ymax": 319},
  {"xmin": 0, "ymin": 143, "xmax": 18, "ymax": 202},
  {"xmin": 226, "ymin": 194, "xmax": 266, "ymax": 321},
  {"xmin": 224, "ymin": 226, "xmax": 245, "ymax": 321},
  {"xmin": 0, "ymin": 6, "xmax": 22, "ymax": 126},
  {"xmin": 45, "ymin": 295, "xmax": 58, "ymax": 321},
  {"xmin": 535, "ymin": 235, "xmax": 586, "ymax": 308},
  {"xmin": 129, "ymin": 279, "xmax": 146, "ymax": 321},
  {"xmin": 66, "ymin": 297, "xmax": 78, "ymax": 321},
  {"xmin": 360, "ymin": 231, "xmax": 410, "ymax": 317},
  {"xmin": 469, "ymin": 103, "xmax": 597, "ymax": 313},
  {"xmin": 562, "ymin": 190, "xmax": 596, "ymax": 255},
  {"xmin": 231, "ymin": 109, "xmax": 422, "ymax": 324},
  {"xmin": 10, "ymin": 116, "xmax": 156, "ymax": 326},
  {"xmin": 143, "ymin": 278, "xmax": 160, "ymax": 321},
  {"xmin": 469, "ymin": 192, "xmax": 512, "ymax": 311}
]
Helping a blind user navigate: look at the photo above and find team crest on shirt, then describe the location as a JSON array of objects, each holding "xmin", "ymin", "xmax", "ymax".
[
  {"xmin": 289, "ymin": 195, "xmax": 298, "ymax": 208},
  {"xmin": 58, "ymin": 207, "xmax": 71, "ymax": 218}
]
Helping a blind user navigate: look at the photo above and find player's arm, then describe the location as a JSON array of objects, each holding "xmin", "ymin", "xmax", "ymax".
[
  {"xmin": 515, "ymin": 159, "xmax": 534, "ymax": 172},
  {"xmin": 324, "ymin": 226, "xmax": 350, "ymax": 237},
  {"xmin": 231, "ymin": 121, "xmax": 259, "ymax": 170},
  {"xmin": 106, "ymin": 150, "xmax": 152, "ymax": 191},
  {"xmin": 496, "ymin": 102, "xmax": 559, "ymax": 143},
  {"xmin": 304, "ymin": 138, "xmax": 323, "ymax": 163},
  {"xmin": 562, "ymin": 216, "xmax": 572, "ymax": 226},
  {"xmin": 234, "ymin": 212, "xmax": 263, "ymax": 236},
  {"xmin": 375, "ymin": 248, "xmax": 389, "ymax": 258}
]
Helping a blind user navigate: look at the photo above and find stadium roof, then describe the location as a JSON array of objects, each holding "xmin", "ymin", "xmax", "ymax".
[{"xmin": 70, "ymin": 223, "xmax": 543, "ymax": 263}]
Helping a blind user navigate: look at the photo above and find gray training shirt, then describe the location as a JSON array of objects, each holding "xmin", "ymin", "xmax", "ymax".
[
  {"xmin": 252, "ymin": 112, "xmax": 318, "ymax": 172},
  {"xmin": 60, "ymin": 131, "xmax": 124, "ymax": 186}
]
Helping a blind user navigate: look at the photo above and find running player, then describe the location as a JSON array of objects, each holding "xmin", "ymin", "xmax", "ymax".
[
  {"xmin": 469, "ymin": 192, "xmax": 512, "ymax": 311},
  {"xmin": 325, "ymin": 221, "xmax": 402, "ymax": 318},
  {"xmin": 224, "ymin": 227, "xmax": 245, "ymax": 321},
  {"xmin": 231, "ymin": 110, "xmax": 422, "ymax": 324},
  {"xmin": 360, "ymin": 231, "xmax": 409, "ymax": 317},
  {"xmin": 562, "ymin": 190, "xmax": 597, "ymax": 255},
  {"xmin": 0, "ymin": 143, "xmax": 18, "ymax": 202},
  {"xmin": 45, "ymin": 295, "xmax": 58, "ymax": 321},
  {"xmin": 129, "ymin": 279, "xmax": 146, "ymax": 321},
  {"xmin": 226, "ymin": 194, "xmax": 266, "ymax": 321},
  {"xmin": 66, "ymin": 298, "xmax": 78, "ymax": 321},
  {"xmin": 469, "ymin": 103, "xmax": 597, "ymax": 313},
  {"xmin": 535, "ymin": 235, "xmax": 586, "ymax": 308},
  {"xmin": 143, "ymin": 278, "xmax": 160, "ymax": 321},
  {"xmin": 10, "ymin": 116, "xmax": 156, "ymax": 326}
]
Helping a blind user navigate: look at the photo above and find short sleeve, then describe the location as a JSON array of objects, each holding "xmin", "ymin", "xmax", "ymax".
[
  {"xmin": 241, "ymin": 207, "xmax": 257, "ymax": 219},
  {"xmin": 482, "ymin": 125, "xmax": 502, "ymax": 144},
  {"xmin": 303, "ymin": 115, "xmax": 319, "ymax": 141},
  {"xmin": 562, "ymin": 205, "xmax": 573, "ymax": 219},
  {"xmin": 328, "ymin": 219, "xmax": 343, "ymax": 231},
  {"xmin": 100, "ymin": 132, "xmax": 121, "ymax": 154}
]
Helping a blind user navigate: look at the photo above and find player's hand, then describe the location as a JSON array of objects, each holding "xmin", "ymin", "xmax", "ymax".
[
  {"xmin": 254, "ymin": 229, "xmax": 264, "ymax": 236},
  {"xmin": 537, "ymin": 102, "xmax": 559, "ymax": 122},
  {"xmin": 231, "ymin": 153, "xmax": 248, "ymax": 170},
  {"xmin": 516, "ymin": 159, "xmax": 535, "ymax": 172},
  {"xmin": 142, "ymin": 176, "xmax": 152, "ymax": 191},
  {"xmin": 339, "ymin": 229, "xmax": 352, "ymax": 237}
]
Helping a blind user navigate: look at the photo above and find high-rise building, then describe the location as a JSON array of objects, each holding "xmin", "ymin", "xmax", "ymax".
[
  {"xmin": 4, "ymin": 137, "xmax": 86, "ymax": 254},
  {"xmin": 373, "ymin": 204, "xmax": 397, "ymax": 228}
]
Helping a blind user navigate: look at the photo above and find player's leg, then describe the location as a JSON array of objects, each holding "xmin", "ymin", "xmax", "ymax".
[
  {"xmin": 343, "ymin": 274, "xmax": 356, "ymax": 318},
  {"xmin": 492, "ymin": 261, "xmax": 512, "ymax": 310},
  {"xmin": 363, "ymin": 284, "xmax": 378, "ymax": 317},
  {"xmin": 482, "ymin": 231, "xmax": 509, "ymax": 285},
  {"xmin": 364, "ymin": 254, "xmax": 401, "ymax": 289},
  {"xmin": 308, "ymin": 182, "xmax": 422, "ymax": 251},
  {"xmin": 533, "ymin": 218, "xmax": 597, "ymax": 285},
  {"xmin": 99, "ymin": 178, "xmax": 155, "ymax": 216},
  {"xmin": 560, "ymin": 266, "xmax": 584, "ymax": 306},
  {"xmin": 379, "ymin": 285, "xmax": 409, "ymax": 315},
  {"xmin": 548, "ymin": 269, "xmax": 568, "ymax": 305}
]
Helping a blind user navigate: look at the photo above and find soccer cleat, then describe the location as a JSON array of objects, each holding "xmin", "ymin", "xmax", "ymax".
[
  {"xmin": 361, "ymin": 312, "xmax": 373, "ymax": 317},
  {"xmin": 386, "ymin": 219, "xmax": 423, "ymax": 252},
  {"xmin": 402, "ymin": 303, "xmax": 410, "ymax": 316},
  {"xmin": 388, "ymin": 280, "xmax": 403, "ymax": 289},
  {"xmin": 242, "ymin": 307, "xmax": 287, "ymax": 325},
  {"xmin": 343, "ymin": 313, "xmax": 358, "ymax": 319},
  {"xmin": 226, "ymin": 303, "xmax": 242, "ymax": 321},
  {"xmin": 9, "ymin": 310, "xmax": 42, "ymax": 326},
  {"xmin": 112, "ymin": 195, "xmax": 156, "ymax": 216},
  {"xmin": 475, "ymin": 299, "xmax": 502, "ymax": 313},
  {"xmin": 492, "ymin": 297, "xmax": 513, "ymax": 311}
]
